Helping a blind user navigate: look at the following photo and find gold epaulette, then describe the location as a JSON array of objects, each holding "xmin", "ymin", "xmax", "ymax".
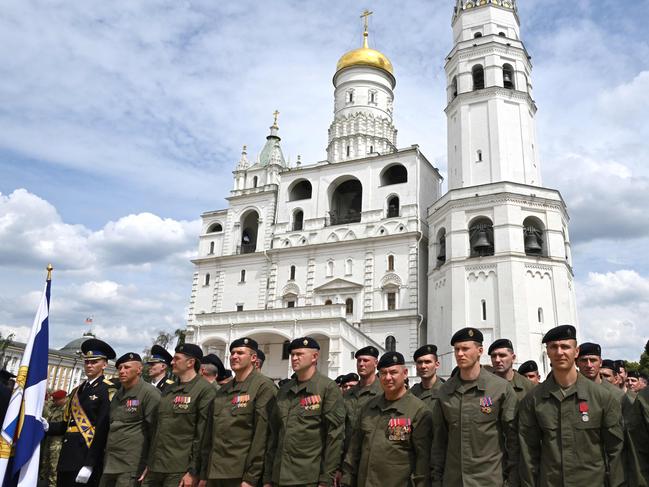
[{"xmin": 165, "ymin": 379, "xmax": 175, "ymax": 385}]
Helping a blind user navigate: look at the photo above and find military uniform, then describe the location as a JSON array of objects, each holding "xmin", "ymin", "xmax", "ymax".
[
  {"xmin": 509, "ymin": 371, "xmax": 534, "ymax": 401},
  {"xmin": 152, "ymin": 376, "xmax": 175, "ymax": 394},
  {"xmin": 40, "ymin": 398, "xmax": 65, "ymax": 487},
  {"xmin": 99, "ymin": 379, "xmax": 160, "ymax": 487},
  {"xmin": 200, "ymin": 369, "xmax": 276, "ymax": 486},
  {"xmin": 147, "ymin": 345, "xmax": 175, "ymax": 394},
  {"xmin": 265, "ymin": 371, "xmax": 345, "ymax": 486},
  {"xmin": 410, "ymin": 379, "xmax": 443, "ymax": 407},
  {"xmin": 145, "ymin": 373, "xmax": 216, "ymax": 486},
  {"xmin": 342, "ymin": 392, "xmax": 432, "ymax": 487},
  {"xmin": 430, "ymin": 367, "xmax": 519, "ymax": 487},
  {"xmin": 49, "ymin": 376, "xmax": 117, "ymax": 487},
  {"xmin": 518, "ymin": 373, "xmax": 625, "ymax": 486},
  {"xmin": 626, "ymin": 387, "xmax": 649, "ymax": 486},
  {"xmin": 343, "ymin": 378, "xmax": 382, "ymax": 458}
]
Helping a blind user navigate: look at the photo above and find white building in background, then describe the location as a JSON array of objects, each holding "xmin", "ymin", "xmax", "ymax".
[
  {"xmin": 186, "ymin": 0, "xmax": 578, "ymax": 379},
  {"xmin": 427, "ymin": 0, "xmax": 578, "ymax": 375}
]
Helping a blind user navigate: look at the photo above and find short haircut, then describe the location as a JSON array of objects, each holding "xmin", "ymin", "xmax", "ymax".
[{"xmin": 201, "ymin": 362, "xmax": 218, "ymax": 377}]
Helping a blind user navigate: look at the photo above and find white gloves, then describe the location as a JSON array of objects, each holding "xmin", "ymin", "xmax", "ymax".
[
  {"xmin": 40, "ymin": 418, "xmax": 49, "ymax": 432},
  {"xmin": 75, "ymin": 466, "xmax": 93, "ymax": 484}
]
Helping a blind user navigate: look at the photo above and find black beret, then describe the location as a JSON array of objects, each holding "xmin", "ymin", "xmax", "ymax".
[
  {"xmin": 614, "ymin": 360, "xmax": 626, "ymax": 373},
  {"xmin": 413, "ymin": 344, "xmax": 438, "ymax": 361},
  {"xmin": 202, "ymin": 353, "xmax": 224, "ymax": 371},
  {"xmin": 378, "ymin": 351, "xmax": 405, "ymax": 369},
  {"xmin": 81, "ymin": 338, "xmax": 116, "ymax": 360},
  {"xmin": 0, "ymin": 370, "xmax": 16, "ymax": 381},
  {"xmin": 335, "ymin": 374, "xmax": 345, "ymax": 385},
  {"xmin": 218, "ymin": 369, "xmax": 233, "ymax": 381},
  {"xmin": 115, "ymin": 352, "xmax": 142, "ymax": 368},
  {"xmin": 230, "ymin": 337, "xmax": 258, "ymax": 352},
  {"xmin": 601, "ymin": 359, "xmax": 616, "ymax": 371},
  {"xmin": 288, "ymin": 337, "xmax": 320, "ymax": 351},
  {"xmin": 627, "ymin": 370, "xmax": 640, "ymax": 379},
  {"xmin": 175, "ymin": 343, "xmax": 203, "ymax": 360},
  {"xmin": 278, "ymin": 378, "xmax": 292, "ymax": 388},
  {"xmin": 640, "ymin": 372, "xmax": 649, "ymax": 382},
  {"xmin": 342, "ymin": 373, "xmax": 360, "ymax": 384},
  {"xmin": 577, "ymin": 342, "xmax": 601, "ymax": 357},
  {"xmin": 256, "ymin": 349, "xmax": 266, "ymax": 362},
  {"xmin": 451, "ymin": 327, "xmax": 483, "ymax": 345},
  {"xmin": 518, "ymin": 360, "xmax": 538, "ymax": 375},
  {"xmin": 488, "ymin": 339, "xmax": 514, "ymax": 355},
  {"xmin": 148, "ymin": 345, "xmax": 172, "ymax": 366},
  {"xmin": 355, "ymin": 346, "xmax": 379, "ymax": 358},
  {"xmin": 541, "ymin": 325, "xmax": 576, "ymax": 344}
]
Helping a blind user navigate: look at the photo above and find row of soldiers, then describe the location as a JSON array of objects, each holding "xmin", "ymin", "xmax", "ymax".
[{"xmin": 42, "ymin": 326, "xmax": 649, "ymax": 486}]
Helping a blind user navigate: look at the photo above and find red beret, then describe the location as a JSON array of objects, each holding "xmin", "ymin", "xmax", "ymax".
[{"xmin": 51, "ymin": 390, "xmax": 66, "ymax": 400}]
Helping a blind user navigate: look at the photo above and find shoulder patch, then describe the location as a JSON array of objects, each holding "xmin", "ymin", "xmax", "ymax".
[{"xmin": 104, "ymin": 378, "xmax": 117, "ymax": 387}]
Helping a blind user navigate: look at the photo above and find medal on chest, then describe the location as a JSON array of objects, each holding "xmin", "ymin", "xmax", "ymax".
[
  {"xmin": 480, "ymin": 396, "xmax": 493, "ymax": 414},
  {"xmin": 388, "ymin": 417, "xmax": 412, "ymax": 441},
  {"xmin": 300, "ymin": 394, "xmax": 321, "ymax": 411},
  {"xmin": 232, "ymin": 393, "xmax": 250, "ymax": 409},
  {"xmin": 173, "ymin": 395, "xmax": 191, "ymax": 410},
  {"xmin": 579, "ymin": 401, "xmax": 589, "ymax": 422},
  {"xmin": 125, "ymin": 399, "xmax": 140, "ymax": 413}
]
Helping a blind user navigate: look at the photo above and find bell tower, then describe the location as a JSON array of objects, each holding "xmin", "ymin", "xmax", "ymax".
[{"xmin": 427, "ymin": 0, "xmax": 578, "ymax": 375}]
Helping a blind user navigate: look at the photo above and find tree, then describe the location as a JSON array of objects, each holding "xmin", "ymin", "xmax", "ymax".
[
  {"xmin": 174, "ymin": 328, "xmax": 186, "ymax": 346},
  {"xmin": 639, "ymin": 339, "xmax": 649, "ymax": 376}
]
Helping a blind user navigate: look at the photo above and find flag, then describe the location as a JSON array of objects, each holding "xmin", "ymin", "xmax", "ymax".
[
  {"xmin": 0, "ymin": 268, "xmax": 51, "ymax": 486},
  {"xmin": 85, "ymin": 316, "xmax": 92, "ymax": 324}
]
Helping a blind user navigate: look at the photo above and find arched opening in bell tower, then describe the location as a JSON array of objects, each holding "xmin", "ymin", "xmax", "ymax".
[
  {"xmin": 240, "ymin": 210, "xmax": 259, "ymax": 254},
  {"xmin": 329, "ymin": 177, "xmax": 363, "ymax": 225},
  {"xmin": 503, "ymin": 63, "xmax": 515, "ymax": 89},
  {"xmin": 523, "ymin": 216, "xmax": 546, "ymax": 256},
  {"xmin": 469, "ymin": 216, "xmax": 494, "ymax": 257},
  {"xmin": 472, "ymin": 65, "xmax": 485, "ymax": 90}
]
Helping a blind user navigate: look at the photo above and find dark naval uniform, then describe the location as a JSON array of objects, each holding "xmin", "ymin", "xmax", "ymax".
[
  {"xmin": 343, "ymin": 392, "xmax": 432, "ymax": 487},
  {"xmin": 200, "ymin": 369, "xmax": 277, "ymax": 486},
  {"xmin": 100, "ymin": 354, "xmax": 160, "ymax": 487},
  {"xmin": 265, "ymin": 371, "xmax": 345, "ymax": 486},
  {"xmin": 518, "ymin": 373, "xmax": 625, "ymax": 487},
  {"xmin": 152, "ymin": 376, "xmax": 175, "ymax": 394},
  {"xmin": 146, "ymin": 344, "xmax": 175, "ymax": 395}
]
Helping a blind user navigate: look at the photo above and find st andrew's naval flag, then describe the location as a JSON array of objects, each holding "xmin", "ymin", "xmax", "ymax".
[{"xmin": 0, "ymin": 268, "xmax": 51, "ymax": 486}]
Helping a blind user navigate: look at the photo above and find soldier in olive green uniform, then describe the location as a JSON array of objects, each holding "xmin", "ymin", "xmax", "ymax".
[
  {"xmin": 488, "ymin": 338, "xmax": 535, "ymax": 401},
  {"xmin": 577, "ymin": 343, "xmax": 631, "ymax": 410},
  {"xmin": 518, "ymin": 325, "xmax": 625, "ymax": 487},
  {"xmin": 264, "ymin": 337, "xmax": 345, "ymax": 487},
  {"xmin": 410, "ymin": 344, "xmax": 444, "ymax": 407},
  {"xmin": 517, "ymin": 360, "xmax": 541, "ymax": 385},
  {"xmin": 626, "ymin": 382, "xmax": 649, "ymax": 485},
  {"xmin": 342, "ymin": 352, "xmax": 432, "ymax": 487},
  {"xmin": 199, "ymin": 337, "xmax": 277, "ymax": 487},
  {"xmin": 100, "ymin": 353, "xmax": 160, "ymax": 487},
  {"xmin": 144, "ymin": 343, "xmax": 216, "ymax": 487},
  {"xmin": 430, "ymin": 327, "xmax": 519, "ymax": 487},
  {"xmin": 40, "ymin": 390, "xmax": 67, "ymax": 487}
]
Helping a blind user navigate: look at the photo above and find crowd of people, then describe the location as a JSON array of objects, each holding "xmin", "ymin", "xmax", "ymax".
[{"xmin": 5, "ymin": 325, "xmax": 647, "ymax": 487}]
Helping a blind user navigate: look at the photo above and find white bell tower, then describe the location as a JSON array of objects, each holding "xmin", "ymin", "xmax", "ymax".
[{"xmin": 428, "ymin": 0, "xmax": 578, "ymax": 376}]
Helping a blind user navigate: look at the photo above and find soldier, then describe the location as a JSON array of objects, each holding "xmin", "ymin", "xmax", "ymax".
[
  {"xmin": 263, "ymin": 336, "xmax": 345, "ymax": 487},
  {"xmin": 599, "ymin": 359, "xmax": 618, "ymax": 385},
  {"xmin": 342, "ymin": 352, "xmax": 432, "ymax": 487},
  {"xmin": 517, "ymin": 360, "xmax": 541, "ymax": 385},
  {"xmin": 627, "ymin": 371, "xmax": 641, "ymax": 392},
  {"xmin": 410, "ymin": 344, "xmax": 443, "ymax": 407},
  {"xmin": 518, "ymin": 325, "xmax": 624, "ymax": 486},
  {"xmin": 146, "ymin": 345, "xmax": 175, "ymax": 394},
  {"xmin": 201, "ymin": 354, "xmax": 225, "ymax": 389},
  {"xmin": 255, "ymin": 349, "xmax": 266, "ymax": 370},
  {"xmin": 335, "ymin": 375, "xmax": 346, "ymax": 391},
  {"xmin": 199, "ymin": 337, "xmax": 277, "ymax": 487},
  {"xmin": 430, "ymin": 327, "xmax": 519, "ymax": 487},
  {"xmin": 100, "ymin": 353, "xmax": 160, "ymax": 487},
  {"xmin": 143, "ymin": 343, "xmax": 217, "ymax": 487},
  {"xmin": 576, "ymin": 342, "xmax": 626, "ymax": 400},
  {"xmin": 341, "ymin": 373, "xmax": 359, "ymax": 393},
  {"xmin": 488, "ymin": 338, "xmax": 535, "ymax": 401},
  {"xmin": 40, "ymin": 390, "xmax": 67, "ymax": 487},
  {"xmin": 49, "ymin": 338, "xmax": 117, "ymax": 487},
  {"xmin": 615, "ymin": 360, "xmax": 629, "ymax": 392},
  {"xmin": 217, "ymin": 369, "xmax": 234, "ymax": 386},
  {"xmin": 626, "ymin": 367, "xmax": 649, "ymax": 485}
]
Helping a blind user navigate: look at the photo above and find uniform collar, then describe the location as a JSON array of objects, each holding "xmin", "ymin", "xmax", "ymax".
[
  {"xmin": 372, "ymin": 392, "xmax": 410, "ymax": 413},
  {"xmin": 225, "ymin": 369, "xmax": 256, "ymax": 393},
  {"xmin": 541, "ymin": 372, "xmax": 590, "ymax": 401},
  {"xmin": 117, "ymin": 379, "xmax": 143, "ymax": 399},
  {"xmin": 446, "ymin": 368, "xmax": 489, "ymax": 394},
  {"xmin": 175, "ymin": 373, "xmax": 201, "ymax": 392},
  {"xmin": 349, "ymin": 377, "xmax": 381, "ymax": 398},
  {"xmin": 291, "ymin": 370, "xmax": 321, "ymax": 394}
]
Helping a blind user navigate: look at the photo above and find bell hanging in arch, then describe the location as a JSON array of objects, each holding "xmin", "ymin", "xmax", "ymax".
[
  {"xmin": 473, "ymin": 229, "xmax": 491, "ymax": 253},
  {"xmin": 524, "ymin": 228, "xmax": 542, "ymax": 254}
]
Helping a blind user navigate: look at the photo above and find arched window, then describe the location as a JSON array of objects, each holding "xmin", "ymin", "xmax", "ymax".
[
  {"xmin": 499, "ymin": 31, "xmax": 506, "ymax": 37},
  {"xmin": 240, "ymin": 211, "xmax": 259, "ymax": 254},
  {"xmin": 385, "ymin": 335, "xmax": 396, "ymax": 352},
  {"xmin": 293, "ymin": 210, "xmax": 304, "ymax": 231},
  {"xmin": 289, "ymin": 180, "xmax": 312, "ymax": 201},
  {"xmin": 387, "ymin": 292, "xmax": 396, "ymax": 310},
  {"xmin": 477, "ymin": 149, "xmax": 483, "ymax": 162},
  {"xmin": 204, "ymin": 273, "xmax": 211, "ymax": 286},
  {"xmin": 451, "ymin": 76, "xmax": 458, "ymax": 99},
  {"xmin": 209, "ymin": 241, "xmax": 215, "ymax": 254},
  {"xmin": 282, "ymin": 340, "xmax": 291, "ymax": 360},
  {"xmin": 324, "ymin": 299, "xmax": 333, "ymax": 305},
  {"xmin": 290, "ymin": 265, "xmax": 296, "ymax": 280},
  {"xmin": 538, "ymin": 307, "xmax": 544, "ymax": 323},
  {"xmin": 387, "ymin": 255, "xmax": 395, "ymax": 271},
  {"xmin": 345, "ymin": 258, "xmax": 353, "ymax": 276},
  {"xmin": 326, "ymin": 260, "xmax": 334, "ymax": 277},
  {"xmin": 437, "ymin": 228, "xmax": 447, "ymax": 265},
  {"xmin": 380, "ymin": 164, "xmax": 408, "ymax": 185},
  {"xmin": 469, "ymin": 217, "xmax": 494, "ymax": 257},
  {"xmin": 329, "ymin": 178, "xmax": 362, "ymax": 225},
  {"xmin": 474, "ymin": 32, "xmax": 483, "ymax": 38},
  {"xmin": 387, "ymin": 195, "xmax": 400, "ymax": 218},
  {"xmin": 240, "ymin": 270, "xmax": 246, "ymax": 282},
  {"xmin": 481, "ymin": 300, "xmax": 487, "ymax": 321},
  {"xmin": 346, "ymin": 145, "xmax": 351, "ymax": 157},
  {"xmin": 523, "ymin": 216, "xmax": 546, "ymax": 256},
  {"xmin": 207, "ymin": 222, "xmax": 223, "ymax": 233},
  {"xmin": 345, "ymin": 298, "xmax": 354, "ymax": 315},
  {"xmin": 472, "ymin": 65, "xmax": 485, "ymax": 90},
  {"xmin": 252, "ymin": 176, "xmax": 258, "ymax": 188},
  {"xmin": 503, "ymin": 63, "xmax": 515, "ymax": 89}
]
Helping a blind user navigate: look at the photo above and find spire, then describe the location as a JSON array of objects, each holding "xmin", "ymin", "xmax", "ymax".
[
  {"xmin": 361, "ymin": 9, "xmax": 373, "ymax": 48},
  {"xmin": 237, "ymin": 145, "xmax": 249, "ymax": 170},
  {"xmin": 259, "ymin": 110, "xmax": 286, "ymax": 166}
]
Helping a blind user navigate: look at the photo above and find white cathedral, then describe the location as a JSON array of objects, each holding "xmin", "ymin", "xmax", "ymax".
[{"xmin": 184, "ymin": 0, "xmax": 578, "ymax": 379}]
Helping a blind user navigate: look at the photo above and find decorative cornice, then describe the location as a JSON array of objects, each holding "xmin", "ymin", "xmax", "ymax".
[{"xmin": 445, "ymin": 86, "xmax": 536, "ymax": 114}]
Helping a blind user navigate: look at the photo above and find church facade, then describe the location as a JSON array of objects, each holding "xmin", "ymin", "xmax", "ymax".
[{"xmin": 185, "ymin": 0, "xmax": 578, "ymax": 379}]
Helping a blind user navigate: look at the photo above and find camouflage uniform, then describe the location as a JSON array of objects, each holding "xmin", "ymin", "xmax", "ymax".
[{"xmin": 40, "ymin": 400, "xmax": 65, "ymax": 487}]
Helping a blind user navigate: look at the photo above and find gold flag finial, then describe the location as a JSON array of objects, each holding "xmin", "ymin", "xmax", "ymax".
[
  {"xmin": 360, "ymin": 9, "xmax": 373, "ymax": 48},
  {"xmin": 272, "ymin": 110, "xmax": 280, "ymax": 128},
  {"xmin": 47, "ymin": 263, "xmax": 53, "ymax": 281}
]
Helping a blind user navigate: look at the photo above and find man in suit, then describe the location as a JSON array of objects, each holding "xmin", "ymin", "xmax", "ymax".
[{"xmin": 49, "ymin": 338, "xmax": 117, "ymax": 486}]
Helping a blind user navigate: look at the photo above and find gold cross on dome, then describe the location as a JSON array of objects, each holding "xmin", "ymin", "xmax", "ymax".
[
  {"xmin": 360, "ymin": 9, "xmax": 373, "ymax": 33},
  {"xmin": 273, "ymin": 110, "xmax": 280, "ymax": 126}
]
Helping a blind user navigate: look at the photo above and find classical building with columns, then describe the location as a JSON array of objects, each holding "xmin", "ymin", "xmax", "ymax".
[{"xmin": 186, "ymin": 0, "xmax": 578, "ymax": 379}]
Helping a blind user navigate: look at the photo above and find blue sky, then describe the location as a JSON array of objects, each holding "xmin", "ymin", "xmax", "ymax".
[{"xmin": 1, "ymin": 0, "xmax": 648, "ymax": 361}]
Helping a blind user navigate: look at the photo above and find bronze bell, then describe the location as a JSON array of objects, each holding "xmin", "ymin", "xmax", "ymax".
[
  {"xmin": 473, "ymin": 229, "xmax": 491, "ymax": 252},
  {"xmin": 524, "ymin": 228, "xmax": 542, "ymax": 254}
]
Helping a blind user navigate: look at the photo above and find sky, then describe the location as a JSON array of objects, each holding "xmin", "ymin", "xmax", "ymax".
[{"xmin": 1, "ymin": 0, "xmax": 648, "ymax": 361}]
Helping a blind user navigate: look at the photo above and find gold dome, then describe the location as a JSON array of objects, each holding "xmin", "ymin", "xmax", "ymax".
[{"xmin": 336, "ymin": 31, "xmax": 393, "ymax": 76}]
